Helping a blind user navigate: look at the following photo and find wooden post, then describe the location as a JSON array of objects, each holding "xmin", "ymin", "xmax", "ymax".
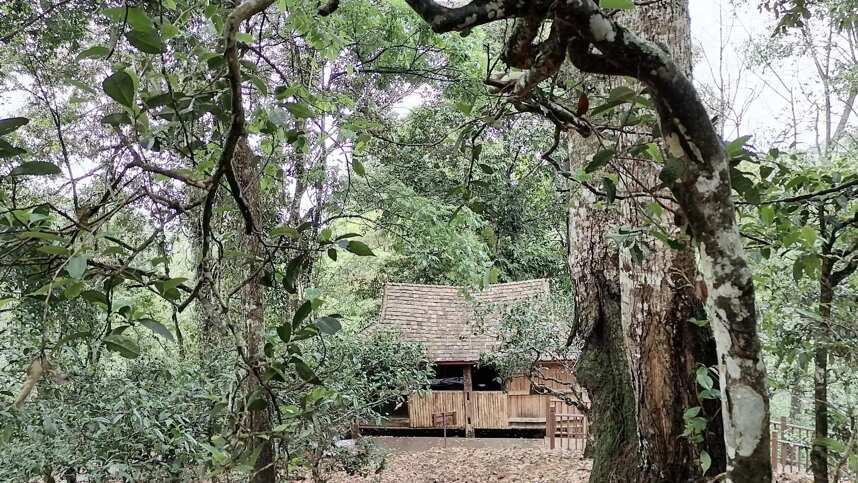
[
  {"xmin": 548, "ymin": 406, "xmax": 556, "ymax": 450},
  {"xmin": 583, "ymin": 414, "xmax": 589, "ymax": 449},
  {"xmin": 779, "ymin": 416, "xmax": 788, "ymax": 471},
  {"xmin": 771, "ymin": 429, "xmax": 779, "ymax": 473},
  {"xmin": 433, "ymin": 411, "xmax": 455, "ymax": 448},
  {"xmin": 463, "ymin": 365, "xmax": 474, "ymax": 437}
]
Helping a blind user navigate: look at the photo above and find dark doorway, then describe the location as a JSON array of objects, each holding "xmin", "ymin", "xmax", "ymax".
[
  {"xmin": 473, "ymin": 364, "xmax": 502, "ymax": 391},
  {"xmin": 429, "ymin": 364, "xmax": 464, "ymax": 390}
]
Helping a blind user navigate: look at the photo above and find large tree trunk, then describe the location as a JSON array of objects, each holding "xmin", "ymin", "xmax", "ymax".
[
  {"xmin": 569, "ymin": 2, "xmax": 725, "ymax": 481},
  {"xmin": 235, "ymin": 138, "xmax": 276, "ymax": 483},
  {"xmin": 566, "ymin": 150, "xmax": 636, "ymax": 481},
  {"xmin": 619, "ymin": 1, "xmax": 725, "ymax": 478},
  {"xmin": 812, "ymin": 259, "xmax": 833, "ymax": 483}
]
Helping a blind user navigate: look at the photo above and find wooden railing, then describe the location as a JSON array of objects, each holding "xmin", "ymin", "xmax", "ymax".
[
  {"xmin": 546, "ymin": 405, "xmax": 588, "ymax": 451},
  {"xmin": 770, "ymin": 416, "xmax": 813, "ymax": 474}
]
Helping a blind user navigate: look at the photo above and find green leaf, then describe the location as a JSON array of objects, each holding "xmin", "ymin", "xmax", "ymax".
[
  {"xmin": 271, "ymin": 225, "xmax": 300, "ymax": 239},
  {"xmin": 139, "ymin": 318, "xmax": 174, "ymax": 342},
  {"xmin": 37, "ymin": 245, "xmax": 71, "ymax": 256},
  {"xmin": 277, "ymin": 323, "xmax": 292, "ymax": 343},
  {"xmin": 292, "ymin": 326, "xmax": 319, "ymax": 341},
  {"xmin": 345, "ymin": 240, "xmax": 374, "ymax": 256},
  {"xmin": 293, "ymin": 300, "xmax": 312, "ymax": 326},
  {"xmin": 81, "ymin": 290, "xmax": 108, "ymax": 305},
  {"xmin": 101, "ymin": 112, "xmax": 132, "ymax": 126},
  {"xmin": 602, "ymin": 177, "xmax": 616, "ymax": 204},
  {"xmin": 792, "ymin": 257, "xmax": 804, "ymax": 281},
  {"xmin": 315, "ymin": 316, "xmax": 342, "ymax": 335},
  {"xmin": 0, "ymin": 139, "xmax": 26, "ymax": 158},
  {"xmin": 478, "ymin": 163, "xmax": 494, "ymax": 174},
  {"xmin": 66, "ymin": 255, "xmax": 87, "ymax": 280},
  {"xmin": 327, "ymin": 248, "xmax": 337, "ymax": 261},
  {"xmin": 585, "ymin": 149, "xmax": 615, "ymax": 173},
  {"xmin": 471, "ymin": 144, "xmax": 483, "ymax": 161},
  {"xmin": 724, "ymin": 135, "xmax": 752, "ymax": 158},
  {"xmin": 18, "ymin": 230, "xmax": 62, "ymax": 241},
  {"xmin": 0, "ymin": 117, "xmax": 29, "ymax": 136},
  {"xmin": 283, "ymin": 255, "xmax": 305, "ymax": 294},
  {"xmin": 294, "ymin": 360, "xmax": 321, "ymax": 384},
  {"xmin": 247, "ymin": 73, "xmax": 268, "ymax": 95},
  {"xmin": 700, "ymin": 450, "xmax": 712, "ymax": 473},
  {"xmin": 798, "ymin": 226, "xmax": 817, "ymax": 247},
  {"xmin": 76, "ymin": 45, "xmax": 110, "ymax": 60},
  {"xmin": 104, "ymin": 334, "xmax": 140, "ymax": 358},
  {"xmin": 125, "ymin": 30, "xmax": 165, "ymax": 54},
  {"xmin": 63, "ymin": 282, "xmax": 84, "ymax": 299},
  {"xmin": 600, "ymin": 0, "xmax": 634, "ymax": 10},
  {"xmin": 607, "ymin": 86, "xmax": 636, "ymax": 101},
  {"xmin": 102, "ymin": 71, "xmax": 135, "ymax": 108},
  {"xmin": 10, "ymin": 162, "xmax": 62, "ymax": 177},
  {"xmin": 286, "ymin": 102, "xmax": 314, "ymax": 119},
  {"xmin": 352, "ymin": 159, "xmax": 365, "ymax": 176},
  {"xmin": 125, "ymin": 7, "xmax": 156, "ymax": 32},
  {"xmin": 683, "ymin": 406, "xmax": 701, "ymax": 419},
  {"xmin": 695, "ymin": 367, "xmax": 714, "ymax": 390},
  {"xmin": 758, "ymin": 206, "xmax": 775, "ymax": 225}
]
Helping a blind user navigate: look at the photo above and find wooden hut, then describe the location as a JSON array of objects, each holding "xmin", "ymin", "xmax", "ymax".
[{"xmin": 371, "ymin": 279, "xmax": 582, "ymax": 435}]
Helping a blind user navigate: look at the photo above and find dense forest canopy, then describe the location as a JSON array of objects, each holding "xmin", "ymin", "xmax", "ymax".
[{"xmin": 0, "ymin": 0, "xmax": 856, "ymax": 482}]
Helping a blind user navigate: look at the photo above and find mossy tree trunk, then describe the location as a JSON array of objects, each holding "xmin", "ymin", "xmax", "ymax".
[{"xmin": 568, "ymin": 2, "xmax": 725, "ymax": 481}]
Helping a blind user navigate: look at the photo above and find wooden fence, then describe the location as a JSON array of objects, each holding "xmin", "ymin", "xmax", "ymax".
[
  {"xmin": 546, "ymin": 405, "xmax": 588, "ymax": 451},
  {"xmin": 542, "ymin": 410, "xmax": 824, "ymax": 471},
  {"xmin": 408, "ymin": 391, "xmax": 465, "ymax": 428},
  {"xmin": 471, "ymin": 391, "xmax": 508, "ymax": 428},
  {"xmin": 770, "ymin": 417, "xmax": 813, "ymax": 474}
]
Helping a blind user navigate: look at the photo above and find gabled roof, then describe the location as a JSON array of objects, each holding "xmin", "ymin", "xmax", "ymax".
[{"xmin": 376, "ymin": 279, "xmax": 550, "ymax": 363}]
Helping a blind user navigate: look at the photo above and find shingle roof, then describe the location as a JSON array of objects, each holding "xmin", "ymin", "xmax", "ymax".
[{"xmin": 376, "ymin": 279, "xmax": 550, "ymax": 363}]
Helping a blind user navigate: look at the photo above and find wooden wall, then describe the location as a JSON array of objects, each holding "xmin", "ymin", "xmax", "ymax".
[
  {"xmin": 506, "ymin": 363, "xmax": 577, "ymax": 394},
  {"xmin": 408, "ymin": 391, "xmax": 465, "ymax": 428},
  {"xmin": 404, "ymin": 363, "xmax": 583, "ymax": 429},
  {"xmin": 508, "ymin": 394, "xmax": 547, "ymax": 420},
  {"xmin": 471, "ymin": 392, "xmax": 507, "ymax": 428}
]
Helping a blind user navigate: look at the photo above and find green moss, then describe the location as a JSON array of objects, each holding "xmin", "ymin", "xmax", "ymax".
[{"xmin": 576, "ymin": 297, "xmax": 639, "ymax": 482}]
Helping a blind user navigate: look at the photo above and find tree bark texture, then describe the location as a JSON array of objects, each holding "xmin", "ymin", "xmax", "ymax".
[
  {"xmin": 566, "ymin": 146, "xmax": 636, "ymax": 481},
  {"xmin": 234, "ymin": 138, "xmax": 276, "ymax": 483},
  {"xmin": 617, "ymin": 2, "xmax": 725, "ymax": 479},
  {"xmin": 566, "ymin": 2, "xmax": 726, "ymax": 481},
  {"xmin": 812, "ymin": 260, "xmax": 833, "ymax": 483}
]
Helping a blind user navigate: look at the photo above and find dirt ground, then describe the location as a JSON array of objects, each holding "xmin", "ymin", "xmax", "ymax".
[
  {"xmin": 318, "ymin": 437, "xmax": 814, "ymax": 483},
  {"xmin": 324, "ymin": 437, "xmax": 591, "ymax": 483}
]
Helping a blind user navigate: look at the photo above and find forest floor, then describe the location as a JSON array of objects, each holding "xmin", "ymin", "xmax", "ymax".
[
  {"xmin": 315, "ymin": 437, "xmax": 815, "ymax": 483},
  {"xmin": 322, "ymin": 438, "xmax": 591, "ymax": 483}
]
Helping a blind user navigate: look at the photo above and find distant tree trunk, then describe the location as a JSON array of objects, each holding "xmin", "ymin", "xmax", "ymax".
[
  {"xmin": 569, "ymin": 2, "xmax": 725, "ymax": 481},
  {"xmin": 812, "ymin": 252, "xmax": 833, "ymax": 483},
  {"xmin": 194, "ymin": 212, "xmax": 224, "ymax": 356},
  {"xmin": 234, "ymin": 138, "xmax": 276, "ymax": 483},
  {"xmin": 789, "ymin": 371, "xmax": 804, "ymax": 420}
]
